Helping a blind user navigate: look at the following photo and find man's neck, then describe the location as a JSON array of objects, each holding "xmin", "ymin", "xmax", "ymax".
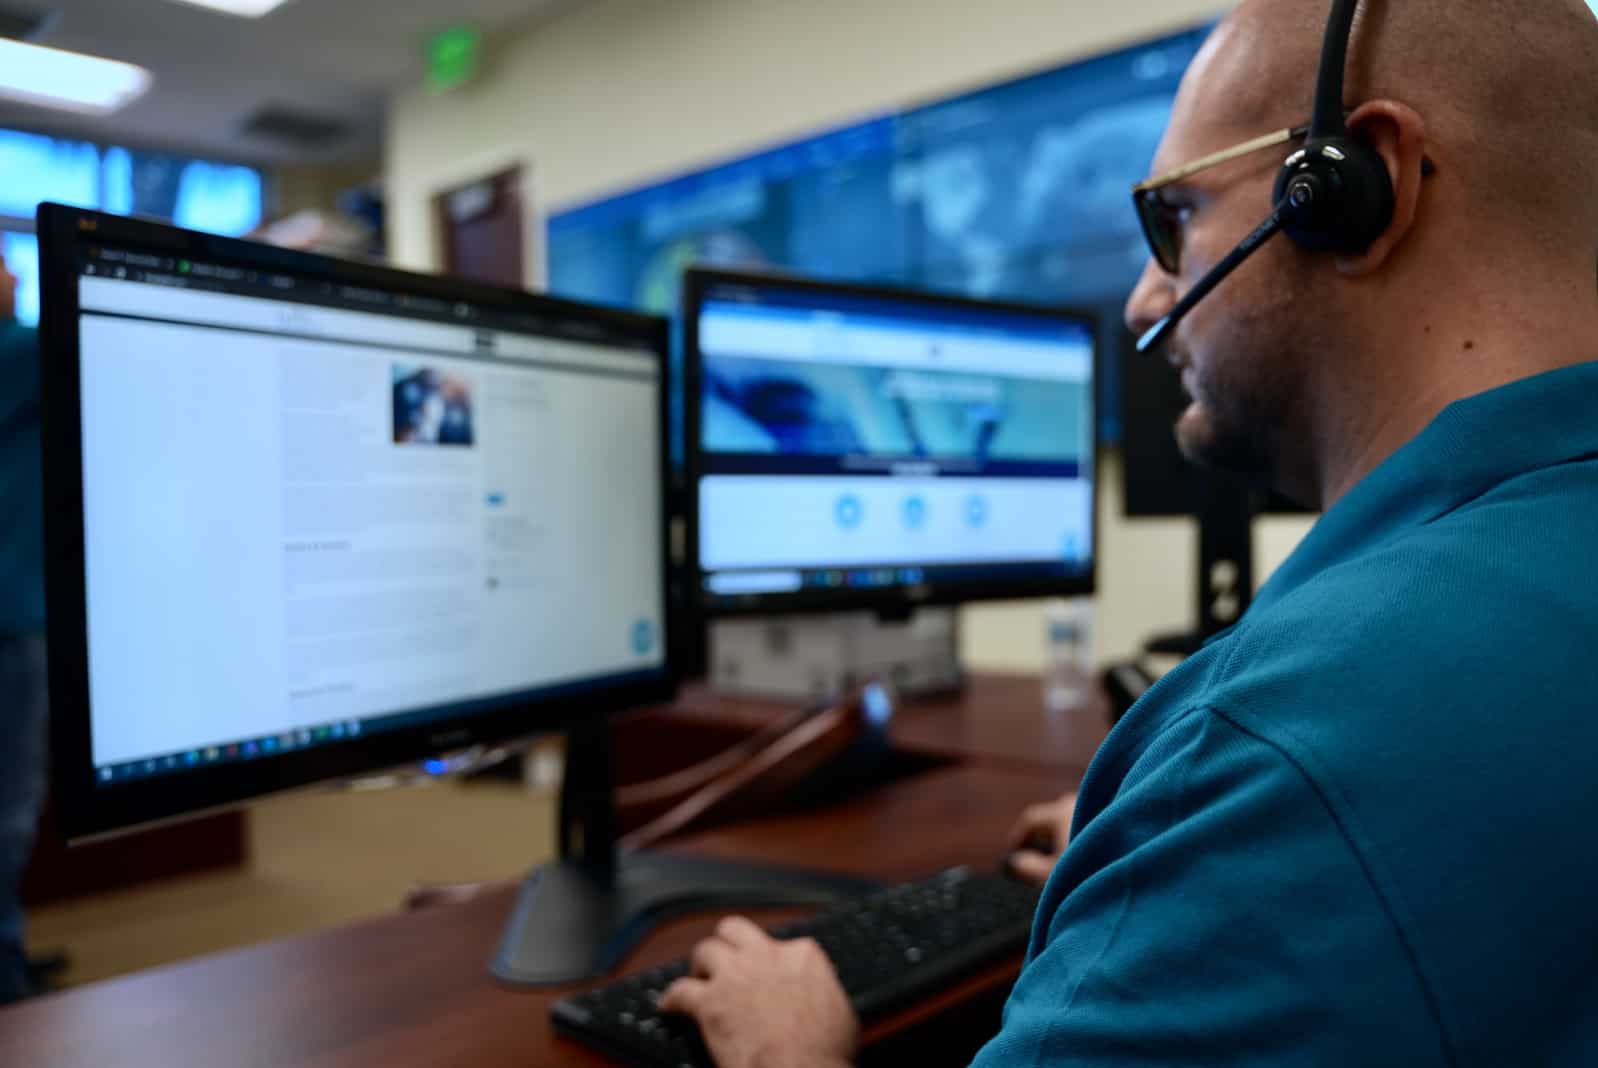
[
  {"xmin": 1310, "ymin": 289, "xmax": 1598, "ymax": 509},
  {"xmin": 1314, "ymin": 366, "xmax": 1456, "ymax": 509}
]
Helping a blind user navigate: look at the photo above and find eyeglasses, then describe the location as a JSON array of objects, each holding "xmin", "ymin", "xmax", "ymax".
[
  {"xmin": 1132, "ymin": 122, "xmax": 1312, "ymax": 274},
  {"xmin": 1133, "ymin": 120, "xmax": 1437, "ymax": 275}
]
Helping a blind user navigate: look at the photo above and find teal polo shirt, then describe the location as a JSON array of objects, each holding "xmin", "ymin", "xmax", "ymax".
[
  {"xmin": 0, "ymin": 323, "xmax": 43, "ymax": 636},
  {"xmin": 974, "ymin": 361, "xmax": 1598, "ymax": 1067}
]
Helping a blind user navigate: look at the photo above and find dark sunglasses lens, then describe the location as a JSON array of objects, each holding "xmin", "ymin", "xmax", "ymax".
[{"xmin": 1134, "ymin": 193, "xmax": 1180, "ymax": 273}]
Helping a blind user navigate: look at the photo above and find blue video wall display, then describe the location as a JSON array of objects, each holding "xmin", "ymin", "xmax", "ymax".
[
  {"xmin": 545, "ymin": 22, "xmax": 1215, "ymax": 444},
  {"xmin": 0, "ymin": 128, "xmax": 266, "ymax": 328}
]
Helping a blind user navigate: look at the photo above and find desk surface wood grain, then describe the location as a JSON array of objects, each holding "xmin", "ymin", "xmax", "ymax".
[{"xmin": 0, "ymin": 761, "xmax": 1072, "ymax": 1068}]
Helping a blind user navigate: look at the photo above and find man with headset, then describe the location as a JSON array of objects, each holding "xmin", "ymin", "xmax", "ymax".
[
  {"xmin": 660, "ymin": 0, "xmax": 1598, "ymax": 1064},
  {"xmin": 0, "ymin": 247, "xmax": 46, "ymax": 1006}
]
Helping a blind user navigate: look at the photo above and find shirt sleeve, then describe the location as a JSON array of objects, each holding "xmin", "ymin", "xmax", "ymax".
[{"xmin": 969, "ymin": 707, "xmax": 1449, "ymax": 1068}]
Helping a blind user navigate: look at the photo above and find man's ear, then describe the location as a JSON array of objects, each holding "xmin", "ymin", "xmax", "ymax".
[{"xmin": 1335, "ymin": 100, "xmax": 1430, "ymax": 276}]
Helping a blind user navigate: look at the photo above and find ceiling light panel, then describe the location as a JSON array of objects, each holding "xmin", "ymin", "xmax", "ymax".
[
  {"xmin": 167, "ymin": 0, "xmax": 291, "ymax": 16},
  {"xmin": 0, "ymin": 38, "xmax": 152, "ymax": 115}
]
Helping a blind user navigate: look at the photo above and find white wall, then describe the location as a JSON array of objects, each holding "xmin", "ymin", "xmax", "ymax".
[{"xmin": 386, "ymin": 0, "xmax": 1315, "ymax": 669}]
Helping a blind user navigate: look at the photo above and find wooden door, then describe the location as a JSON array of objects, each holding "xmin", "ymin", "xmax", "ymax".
[{"xmin": 435, "ymin": 168, "xmax": 525, "ymax": 288}]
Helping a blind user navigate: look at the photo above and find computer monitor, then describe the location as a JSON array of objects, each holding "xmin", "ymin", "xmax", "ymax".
[
  {"xmin": 37, "ymin": 206, "xmax": 864, "ymax": 985},
  {"xmin": 684, "ymin": 268, "xmax": 1099, "ymax": 619}
]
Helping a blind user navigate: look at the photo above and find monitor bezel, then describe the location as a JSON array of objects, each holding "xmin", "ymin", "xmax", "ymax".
[
  {"xmin": 683, "ymin": 266, "xmax": 1099, "ymax": 620},
  {"xmin": 38, "ymin": 204, "xmax": 678, "ymax": 843}
]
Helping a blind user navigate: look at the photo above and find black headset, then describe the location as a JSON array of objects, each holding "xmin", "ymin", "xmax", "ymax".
[{"xmin": 1136, "ymin": 0, "xmax": 1395, "ymax": 353}]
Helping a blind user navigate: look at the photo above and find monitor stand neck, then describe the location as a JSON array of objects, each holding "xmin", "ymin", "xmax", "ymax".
[
  {"xmin": 491, "ymin": 721, "xmax": 879, "ymax": 987},
  {"xmin": 558, "ymin": 719, "xmax": 621, "ymax": 884},
  {"xmin": 1144, "ymin": 475, "xmax": 1256, "ymax": 658}
]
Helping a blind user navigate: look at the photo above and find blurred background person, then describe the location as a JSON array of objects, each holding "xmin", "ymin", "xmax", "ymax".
[{"xmin": 0, "ymin": 246, "xmax": 46, "ymax": 1005}]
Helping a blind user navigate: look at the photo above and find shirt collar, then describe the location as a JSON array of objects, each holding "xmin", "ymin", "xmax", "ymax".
[{"xmin": 1251, "ymin": 360, "xmax": 1598, "ymax": 615}]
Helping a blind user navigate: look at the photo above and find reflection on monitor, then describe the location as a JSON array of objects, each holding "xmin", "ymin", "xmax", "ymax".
[
  {"xmin": 39, "ymin": 207, "xmax": 670, "ymax": 841},
  {"xmin": 687, "ymin": 269, "xmax": 1096, "ymax": 614}
]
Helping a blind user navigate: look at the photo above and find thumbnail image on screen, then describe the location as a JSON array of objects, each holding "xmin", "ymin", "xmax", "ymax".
[{"xmin": 392, "ymin": 364, "xmax": 476, "ymax": 446}]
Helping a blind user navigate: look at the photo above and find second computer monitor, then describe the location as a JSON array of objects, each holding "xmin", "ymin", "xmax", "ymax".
[{"xmin": 685, "ymin": 268, "xmax": 1097, "ymax": 616}]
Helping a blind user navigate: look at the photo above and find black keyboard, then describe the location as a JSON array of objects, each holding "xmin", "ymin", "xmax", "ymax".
[{"xmin": 551, "ymin": 867, "xmax": 1040, "ymax": 1068}]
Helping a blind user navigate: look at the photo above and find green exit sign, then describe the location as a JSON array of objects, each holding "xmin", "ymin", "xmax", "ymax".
[{"xmin": 426, "ymin": 25, "xmax": 482, "ymax": 93}]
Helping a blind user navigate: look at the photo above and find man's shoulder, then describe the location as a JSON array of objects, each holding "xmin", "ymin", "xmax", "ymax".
[
  {"xmin": 1109, "ymin": 467, "xmax": 1598, "ymax": 814},
  {"xmin": 1132, "ymin": 470, "xmax": 1598, "ymax": 836},
  {"xmin": 1246, "ymin": 461, "xmax": 1595, "ymax": 671}
]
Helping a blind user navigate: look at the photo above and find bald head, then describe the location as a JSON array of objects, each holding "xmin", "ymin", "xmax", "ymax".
[{"xmin": 1191, "ymin": 0, "xmax": 1598, "ymax": 254}]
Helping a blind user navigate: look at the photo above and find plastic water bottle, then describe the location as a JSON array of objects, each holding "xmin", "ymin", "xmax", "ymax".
[{"xmin": 1043, "ymin": 597, "xmax": 1094, "ymax": 712}]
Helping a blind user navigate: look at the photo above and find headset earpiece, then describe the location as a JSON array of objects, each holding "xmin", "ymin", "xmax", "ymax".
[{"xmin": 1274, "ymin": 135, "xmax": 1395, "ymax": 254}]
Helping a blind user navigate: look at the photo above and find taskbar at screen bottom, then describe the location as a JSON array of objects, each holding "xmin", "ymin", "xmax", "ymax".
[
  {"xmin": 701, "ymin": 560, "xmax": 1091, "ymax": 603},
  {"xmin": 96, "ymin": 716, "xmax": 369, "ymax": 786},
  {"xmin": 91, "ymin": 667, "xmax": 666, "ymax": 788}
]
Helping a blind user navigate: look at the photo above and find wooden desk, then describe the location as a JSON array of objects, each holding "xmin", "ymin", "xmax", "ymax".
[
  {"xmin": 0, "ymin": 763, "xmax": 1068, "ymax": 1068},
  {"xmin": 23, "ymin": 805, "xmax": 247, "ymax": 907}
]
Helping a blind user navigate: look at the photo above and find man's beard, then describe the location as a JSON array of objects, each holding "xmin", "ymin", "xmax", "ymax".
[{"xmin": 1172, "ymin": 353, "xmax": 1288, "ymax": 489}]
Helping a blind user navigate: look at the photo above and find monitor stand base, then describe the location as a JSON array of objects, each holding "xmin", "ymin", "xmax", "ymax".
[
  {"xmin": 492, "ymin": 852, "xmax": 878, "ymax": 986},
  {"xmin": 488, "ymin": 720, "xmax": 879, "ymax": 987}
]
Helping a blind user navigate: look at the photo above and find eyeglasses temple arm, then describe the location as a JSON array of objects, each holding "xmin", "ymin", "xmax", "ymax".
[{"xmin": 1133, "ymin": 126, "xmax": 1304, "ymax": 195}]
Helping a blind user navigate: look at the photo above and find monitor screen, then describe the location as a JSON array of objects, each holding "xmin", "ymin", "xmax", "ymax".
[
  {"xmin": 39, "ymin": 207, "xmax": 672, "ymax": 838},
  {"xmin": 686, "ymin": 269, "xmax": 1096, "ymax": 615}
]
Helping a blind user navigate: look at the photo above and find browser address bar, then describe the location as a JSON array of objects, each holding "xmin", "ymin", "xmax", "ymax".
[{"xmin": 78, "ymin": 277, "xmax": 479, "ymax": 356}]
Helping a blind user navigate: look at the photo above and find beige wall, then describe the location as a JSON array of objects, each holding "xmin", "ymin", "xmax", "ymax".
[
  {"xmin": 272, "ymin": 160, "xmax": 380, "ymax": 220},
  {"xmin": 385, "ymin": 0, "xmax": 1315, "ymax": 668}
]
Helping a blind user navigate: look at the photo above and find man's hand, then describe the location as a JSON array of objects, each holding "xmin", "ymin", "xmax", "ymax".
[
  {"xmin": 660, "ymin": 916, "xmax": 858, "ymax": 1068},
  {"xmin": 1005, "ymin": 791, "xmax": 1079, "ymax": 886}
]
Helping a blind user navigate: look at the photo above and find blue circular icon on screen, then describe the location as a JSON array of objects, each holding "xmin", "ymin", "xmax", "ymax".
[
  {"xmin": 835, "ymin": 495, "xmax": 864, "ymax": 529},
  {"xmin": 631, "ymin": 620, "xmax": 656, "ymax": 655},
  {"xmin": 966, "ymin": 495, "xmax": 989, "ymax": 528},
  {"xmin": 902, "ymin": 496, "xmax": 927, "ymax": 529}
]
